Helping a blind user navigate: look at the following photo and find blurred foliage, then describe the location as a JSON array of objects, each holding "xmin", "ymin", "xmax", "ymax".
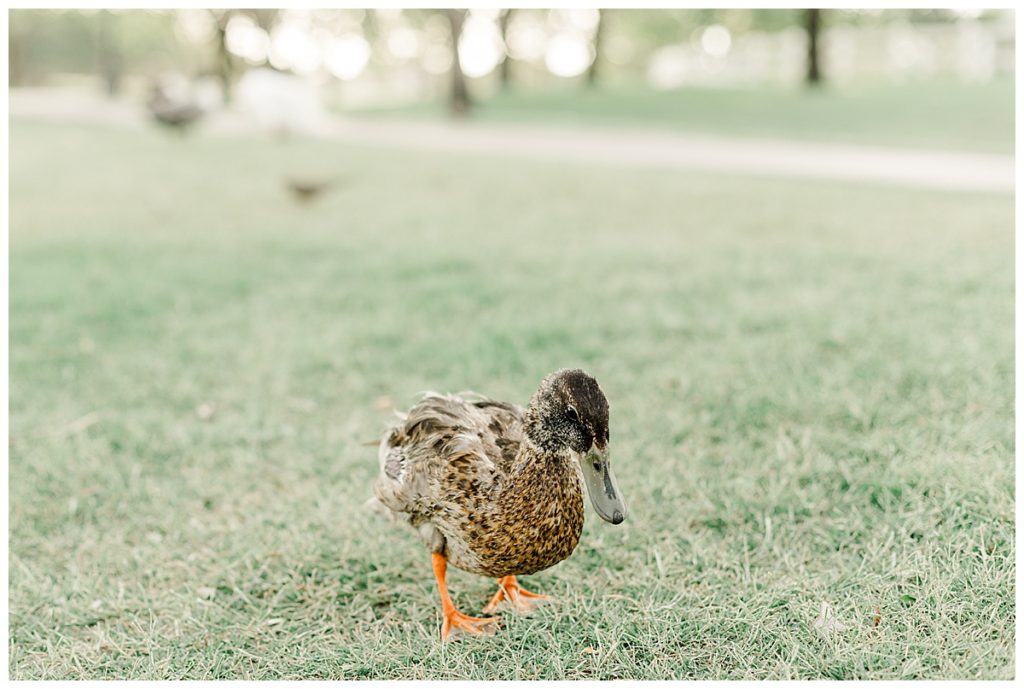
[
  {"xmin": 8, "ymin": 7, "xmax": 997, "ymax": 87},
  {"xmin": 10, "ymin": 9, "xmax": 187, "ymax": 83}
]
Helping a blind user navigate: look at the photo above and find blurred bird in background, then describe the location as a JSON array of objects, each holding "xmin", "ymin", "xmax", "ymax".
[
  {"xmin": 147, "ymin": 82, "xmax": 203, "ymax": 133},
  {"xmin": 285, "ymin": 175, "xmax": 343, "ymax": 203}
]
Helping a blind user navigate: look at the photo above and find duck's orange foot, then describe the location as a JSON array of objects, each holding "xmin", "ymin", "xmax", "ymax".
[
  {"xmin": 441, "ymin": 607, "xmax": 500, "ymax": 641},
  {"xmin": 482, "ymin": 576, "xmax": 552, "ymax": 615}
]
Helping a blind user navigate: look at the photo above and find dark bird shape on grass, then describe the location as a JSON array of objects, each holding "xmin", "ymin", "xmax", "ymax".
[
  {"xmin": 147, "ymin": 87, "xmax": 204, "ymax": 133},
  {"xmin": 285, "ymin": 176, "xmax": 342, "ymax": 203},
  {"xmin": 371, "ymin": 368, "xmax": 628, "ymax": 640}
]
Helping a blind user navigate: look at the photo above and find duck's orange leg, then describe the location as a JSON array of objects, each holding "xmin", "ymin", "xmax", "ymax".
[
  {"xmin": 432, "ymin": 552, "xmax": 500, "ymax": 640},
  {"xmin": 482, "ymin": 575, "xmax": 552, "ymax": 615}
]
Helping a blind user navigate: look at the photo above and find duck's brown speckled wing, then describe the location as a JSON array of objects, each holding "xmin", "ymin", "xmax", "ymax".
[
  {"xmin": 373, "ymin": 393, "xmax": 525, "ymax": 572},
  {"xmin": 468, "ymin": 398, "xmax": 524, "ymax": 475}
]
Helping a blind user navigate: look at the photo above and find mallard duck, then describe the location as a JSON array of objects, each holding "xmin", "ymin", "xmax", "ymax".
[{"xmin": 372, "ymin": 368, "xmax": 627, "ymax": 640}]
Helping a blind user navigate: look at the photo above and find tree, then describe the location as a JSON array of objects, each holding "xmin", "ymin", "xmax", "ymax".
[
  {"xmin": 8, "ymin": 12, "xmax": 30, "ymax": 86},
  {"xmin": 445, "ymin": 9, "xmax": 471, "ymax": 115},
  {"xmin": 805, "ymin": 8, "xmax": 823, "ymax": 86},
  {"xmin": 585, "ymin": 10, "xmax": 604, "ymax": 87},
  {"xmin": 209, "ymin": 10, "xmax": 237, "ymax": 101},
  {"xmin": 96, "ymin": 10, "xmax": 122, "ymax": 96},
  {"xmin": 498, "ymin": 9, "xmax": 513, "ymax": 89}
]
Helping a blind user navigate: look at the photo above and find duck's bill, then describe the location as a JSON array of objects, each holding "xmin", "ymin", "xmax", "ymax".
[{"xmin": 581, "ymin": 448, "xmax": 627, "ymax": 525}]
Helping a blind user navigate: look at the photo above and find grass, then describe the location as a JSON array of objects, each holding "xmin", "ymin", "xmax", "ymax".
[
  {"xmin": 8, "ymin": 118, "xmax": 1015, "ymax": 679},
  {"xmin": 346, "ymin": 78, "xmax": 1016, "ymax": 154}
]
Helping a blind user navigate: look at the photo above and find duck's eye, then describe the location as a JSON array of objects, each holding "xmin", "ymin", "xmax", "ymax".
[{"xmin": 566, "ymin": 406, "xmax": 579, "ymax": 422}]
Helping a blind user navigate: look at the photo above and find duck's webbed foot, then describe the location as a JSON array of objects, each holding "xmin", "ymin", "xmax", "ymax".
[
  {"xmin": 442, "ymin": 607, "xmax": 501, "ymax": 640},
  {"xmin": 432, "ymin": 552, "xmax": 501, "ymax": 641},
  {"xmin": 482, "ymin": 576, "xmax": 552, "ymax": 615}
]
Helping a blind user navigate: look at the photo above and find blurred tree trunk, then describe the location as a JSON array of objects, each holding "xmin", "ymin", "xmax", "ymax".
[
  {"xmin": 9, "ymin": 21, "xmax": 26, "ymax": 86},
  {"xmin": 210, "ymin": 10, "xmax": 236, "ymax": 102},
  {"xmin": 97, "ymin": 10, "xmax": 122, "ymax": 97},
  {"xmin": 445, "ymin": 9, "xmax": 471, "ymax": 115},
  {"xmin": 585, "ymin": 10, "xmax": 603, "ymax": 87},
  {"xmin": 805, "ymin": 8, "xmax": 823, "ymax": 86},
  {"xmin": 498, "ymin": 9, "xmax": 513, "ymax": 89}
]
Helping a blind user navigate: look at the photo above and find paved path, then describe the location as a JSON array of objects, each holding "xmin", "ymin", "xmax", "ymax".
[
  {"xmin": 321, "ymin": 118, "xmax": 1014, "ymax": 193},
  {"xmin": 11, "ymin": 87, "xmax": 1014, "ymax": 193}
]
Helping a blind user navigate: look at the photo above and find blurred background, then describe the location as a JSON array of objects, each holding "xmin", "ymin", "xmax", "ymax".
[{"xmin": 8, "ymin": 8, "xmax": 1016, "ymax": 147}]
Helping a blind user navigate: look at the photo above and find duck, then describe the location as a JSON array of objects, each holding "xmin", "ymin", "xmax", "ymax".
[
  {"xmin": 285, "ymin": 175, "xmax": 342, "ymax": 204},
  {"xmin": 147, "ymin": 85, "xmax": 204, "ymax": 134},
  {"xmin": 371, "ymin": 368, "xmax": 627, "ymax": 640}
]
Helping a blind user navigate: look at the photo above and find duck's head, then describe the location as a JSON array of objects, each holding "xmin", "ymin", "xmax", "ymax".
[{"xmin": 526, "ymin": 368, "xmax": 627, "ymax": 525}]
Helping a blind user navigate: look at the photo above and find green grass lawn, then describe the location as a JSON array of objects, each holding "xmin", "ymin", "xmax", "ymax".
[
  {"xmin": 8, "ymin": 118, "xmax": 1014, "ymax": 679},
  {"xmin": 346, "ymin": 78, "xmax": 1015, "ymax": 154}
]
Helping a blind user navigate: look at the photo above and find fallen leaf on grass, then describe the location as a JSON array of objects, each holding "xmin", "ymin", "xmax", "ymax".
[{"xmin": 811, "ymin": 601, "xmax": 848, "ymax": 636}]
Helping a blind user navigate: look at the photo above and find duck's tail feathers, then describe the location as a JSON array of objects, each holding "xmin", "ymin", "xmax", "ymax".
[
  {"xmin": 363, "ymin": 494, "xmax": 390, "ymax": 516},
  {"xmin": 363, "ymin": 494, "xmax": 413, "ymax": 527}
]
